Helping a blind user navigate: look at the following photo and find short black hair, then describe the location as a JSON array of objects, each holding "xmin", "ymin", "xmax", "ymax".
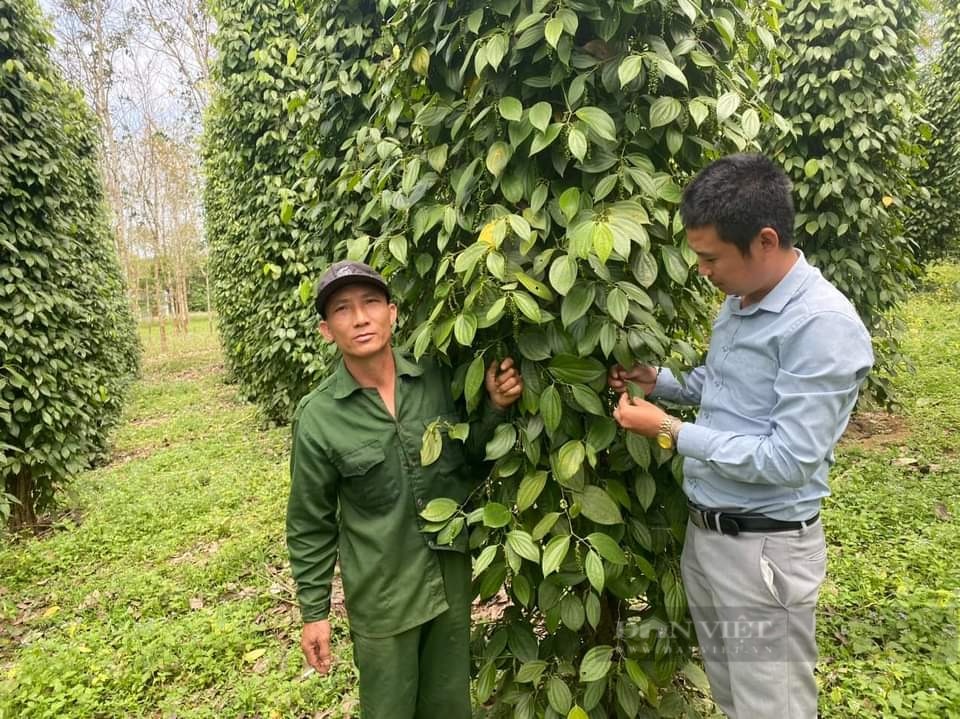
[{"xmin": 680, "ymin": 153, "xmax": 795, "ymax": 255}]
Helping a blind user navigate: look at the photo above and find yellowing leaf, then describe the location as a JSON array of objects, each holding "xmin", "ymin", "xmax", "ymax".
[
  {"xmin": 479, "ymin": 220, "xmax": 500, "ymax": 248},
  {"xmin": 485, "ymin": 141, "xmax": 512, "ymax": 177},
  {"xmin": 412, "ymin": 47, "xmax": 430, "ymax": 76},
  {"xmin": 882, "ymin": 195, "xmax": 894, "ymax": 207},
  {"xmin": 243, "ymin": 648, "xmax": 267, "ymax": 663},
  {"xmin": 42, "ymin": 605, "xmax": 60, "ymax": 619}
]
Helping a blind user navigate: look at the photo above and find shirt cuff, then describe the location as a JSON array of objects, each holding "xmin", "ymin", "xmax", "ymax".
[
  {"xmin": 299, "ymin": 597, "xmax": 331, "ymax": 624},
  {"xmin": 676, "ymin": 422, "xmax": 713, "ymax": 461}
]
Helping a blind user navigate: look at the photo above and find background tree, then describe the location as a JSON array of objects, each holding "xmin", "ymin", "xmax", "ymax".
[
  {"xmin": 205, "ymin": 0, "xmax": 779, "ymax": 714},
  {"xmin": 907, "ymin": 1, "xmax": 960, "ymax": 261},
  {"xmin": 47, "ymin": 0, "xmax": 213, "ymax": 329},
  {"xmin": 129, "ymin": 0, "xmax": 213, "ymax": 333},
  {"xmin": 50, "ymin": 0, "xmax": 137, "ymax": 310},
  {"xmin": 121, "ymin": 53, "xmax": 206, "ymax": 344},
  {"xmin": 0, "ymin": 0, "xmax": 139, "ymax": 530},
  {"xmin": 917, "ymin": 0, "xmax": 945, "ymax": 61},
  {"xmin": 131, "ymin": 0, "xmax": 212, "ymax": 123},
  {"xmin": 759, "ymin": 0, "xmax": 925, "ymax": 405}
]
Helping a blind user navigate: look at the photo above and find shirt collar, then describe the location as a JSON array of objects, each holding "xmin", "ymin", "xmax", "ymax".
[
  {"xmin": 332, "ymin": 348, "xmax": 423, "ymax": 399},
  {"xmin": 730, "ymin": 249, "xmax": 813, "ymax": 316}
]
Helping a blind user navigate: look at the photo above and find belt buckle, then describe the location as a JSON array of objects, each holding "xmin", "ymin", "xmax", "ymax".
[
  {"xmin": 690, "ymin": 506, "xmax": 740, "ymax": 536},
  {"xmin": 704, "ymin": 510, "xmax": 740, "ymax": 536},
  {"xmin": 717, "ymin": 513, "xmax": 740, "ymax": 536}
]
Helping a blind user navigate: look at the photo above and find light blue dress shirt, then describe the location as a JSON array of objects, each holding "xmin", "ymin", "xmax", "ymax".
[{"xmin": 652, "ymin": 251, "xmax": 874, "ymax": 521}]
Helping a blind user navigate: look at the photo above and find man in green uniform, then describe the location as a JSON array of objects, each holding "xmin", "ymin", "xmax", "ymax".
[{"xmin": 287, "ymin": 261, "xmax": 523, "ymax": 719}]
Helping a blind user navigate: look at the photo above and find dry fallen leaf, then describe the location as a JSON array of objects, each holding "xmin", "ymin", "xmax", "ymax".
[
  {"xmin": 79, "ymin": 590, "xmax": 102, "ymax": 610},
  {"xmin": 242, "ymin": 648, "xmax": 266, "ymax": 663},
  {"xmin": 934, "ymin": 502, "xmax": 952, "ymax": 521}
]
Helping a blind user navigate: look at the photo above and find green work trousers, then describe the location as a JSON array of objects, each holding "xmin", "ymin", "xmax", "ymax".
[{"xmin": 350, "ymin": 551, "xmax": 472, "ymax": 719}]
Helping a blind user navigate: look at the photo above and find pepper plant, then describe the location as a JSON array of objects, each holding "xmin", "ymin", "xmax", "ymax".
[
  {"xmin": 0, "ymin": 0, "xmax": 139, "ymax": 530},
  {"xmin": 908, "ymin": 2, "xmax": 960, "ymax": 261},
  {"xmin": 759, "ymin": 0, "xmax": 925, "ymax": 406}
]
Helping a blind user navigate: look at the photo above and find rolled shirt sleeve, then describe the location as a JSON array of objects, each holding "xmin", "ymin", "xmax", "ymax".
[{"xmin": 677, "ymin": 312, "xmax": 873, "ymax": 488}]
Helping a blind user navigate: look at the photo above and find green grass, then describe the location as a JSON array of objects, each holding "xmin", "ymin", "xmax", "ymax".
[{"xmin": 3, "ymin": 270, "xmax": 960, "ymax": 717}]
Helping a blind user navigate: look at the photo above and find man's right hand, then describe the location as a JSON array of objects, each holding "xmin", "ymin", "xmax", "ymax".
[
  {"xmin": 301, "ymin": 620, "xmax": 333, "ymax": 674},
  {"xmin": 608, "ymin": 364, "xmax": 658, "ymax": 396}
]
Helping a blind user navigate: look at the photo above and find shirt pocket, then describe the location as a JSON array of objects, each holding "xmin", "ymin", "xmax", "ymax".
[{"xmin": 334, "ymin": 440, "xmax": 398, "ymax": 513}]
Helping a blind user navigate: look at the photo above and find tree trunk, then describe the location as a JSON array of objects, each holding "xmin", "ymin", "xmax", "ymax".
[
  {"xmin": 5, "ymin": 468, "xmax": 38, "ymax": 533},
  {"xmin": 153, "ymin": 260, "xmax": 167, "ymax": 352},
  {"xmin": 143, "ymin": 277, "xmax": 152, "ymax": 339},
  {"xmin": 205, "ymin": 270, "xmax": 213, "ymax": 334},
  {"xmin": 178, "ymin": 274, "xmax": 190, "ymax": 333}
]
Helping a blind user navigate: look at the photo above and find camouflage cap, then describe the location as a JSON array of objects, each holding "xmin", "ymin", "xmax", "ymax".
[{"xmin": 314, "ymin": 260, "xmax": 390, "ymax": 318}]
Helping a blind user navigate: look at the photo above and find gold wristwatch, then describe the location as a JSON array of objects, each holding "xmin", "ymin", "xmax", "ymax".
[{"xmin": 656, "ymin": 416, "xmax": 680, "ymax": 450}]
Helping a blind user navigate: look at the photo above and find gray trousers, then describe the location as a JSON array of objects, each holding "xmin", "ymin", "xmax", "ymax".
[{"xmin": 681, "ymin": 519, "xmax": 827, "ymax": 719}]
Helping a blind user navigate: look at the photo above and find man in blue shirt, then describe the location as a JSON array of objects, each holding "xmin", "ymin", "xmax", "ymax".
[{"xmin": 611, "ymin": 153, "xmax": 873, "ymax": 718}]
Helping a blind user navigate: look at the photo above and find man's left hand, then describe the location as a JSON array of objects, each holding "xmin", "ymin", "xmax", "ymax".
[
  {"xmin": 613, "ymin": 392, "xmax": 668, "ymax": 437},
  {"xmin": 486, "ymin": 357, "xmax": 523, "ymax": 410}
]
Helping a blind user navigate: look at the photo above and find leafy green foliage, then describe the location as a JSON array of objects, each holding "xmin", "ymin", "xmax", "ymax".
[
  {"xmin": 907, "ymin": 4, "xmax": 960, "ymax": 261},
  {"xmin": 205, "ymin": 0, "xmax": 780, "ymax": 714},
  {"xmin": 0, "ymin": 0, "xmax": 139, "ymax": 527},
  {"xmin": 759, "ymin": 0, "xmax": 924, "ymax": 406}
]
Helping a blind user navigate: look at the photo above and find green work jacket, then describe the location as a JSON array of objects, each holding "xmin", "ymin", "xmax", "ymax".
[{"xmin": 286, "ymin": 350, "xmax": 504, "ymax": 637}]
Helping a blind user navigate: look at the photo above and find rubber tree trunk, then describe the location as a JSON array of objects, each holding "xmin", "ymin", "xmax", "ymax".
[{"xmin": 205, "ymin": 271, "xmax": 213, "ymax": 334}]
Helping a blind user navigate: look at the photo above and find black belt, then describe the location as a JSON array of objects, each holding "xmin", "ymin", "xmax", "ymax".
[{"xmin": 688, "ymin": 503, "xmax": 820, "ymax": 536}]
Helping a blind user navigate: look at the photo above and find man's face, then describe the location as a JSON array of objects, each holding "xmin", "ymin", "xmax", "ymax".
[
  {"xmin": 686, "ymin": 225, "xmax": 765, "ymax": 299},
  {"xmin": 319, "ymin": 283, "xmax": 397, "ymax": 360}
]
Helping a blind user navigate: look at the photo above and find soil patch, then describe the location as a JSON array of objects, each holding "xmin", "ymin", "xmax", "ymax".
[{"xmin": 842, "ymin": 411, "xmax": 911, "ymax": 449}]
